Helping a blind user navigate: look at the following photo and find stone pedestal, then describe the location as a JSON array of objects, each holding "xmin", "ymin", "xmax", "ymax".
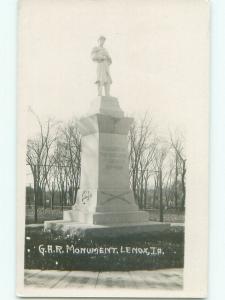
[
  {"xmin": 44, "ymin": 96, "xmax": 170, "ymax": 234},
  {"xmin": 64, "ymin": 96, "xmax": 149, "ymax": 225}
]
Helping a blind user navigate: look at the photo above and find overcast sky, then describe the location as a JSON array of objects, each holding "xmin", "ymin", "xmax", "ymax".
[{"xmin": 19, "ymin": 0, "xmax": 208, "ymax": 139}]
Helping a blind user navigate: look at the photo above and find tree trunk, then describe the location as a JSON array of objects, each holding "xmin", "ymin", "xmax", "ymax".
[
  {"xmin": 144, "ymin": 177, "xmax": 148, "ymax": 209},
  {"xmin": 153, "ymin": 176, "xmax": 158, "ymax": 208},
  {"xmin": 159, "ymin": 170, "xmax": 163, "ymax": 222},
  {"xmin": 181, "ymin": 160, "xmax": 186, "ymax": 210},
  {"xmin": 74, "ymin": 187, "xmax": 78, "ymax": 205},
  {"xmin": 43, "ymin": 186, "xmax": 46, "ymax": 210},
  {"xmin": 51, "ymin": 183, "xmax": 55, "ymax": 210},
  {"xmin": 61, "ymin": 183, "xmax": 64, "ymax": 211},
  {"xmin": 165, "ymin": 190, "xmax": 169, "ymax": 209},
  {"xmin": 140, "ymin": 174, "xmax": 144, "ymax": 209},
  {"xmin": 174, "ymin": 154, "xmax": 178, "ymax": 209},
  {"xmin": 33, "ymin": 165, "xmax": 38, "ymax": 223}
]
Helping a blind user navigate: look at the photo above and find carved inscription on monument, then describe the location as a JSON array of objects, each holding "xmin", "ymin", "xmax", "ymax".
[{"xmin": 100, "ymin": 146, "xmax": 127, "ymax": 170}]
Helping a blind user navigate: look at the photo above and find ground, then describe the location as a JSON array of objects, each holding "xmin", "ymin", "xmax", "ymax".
[
  {"xmin": 24, "ymin": 268, "xmax": 183, "ymax": 290},
  {"xmin": 24, "ymin": 208, "xmax": 184, "ymax": 291}
]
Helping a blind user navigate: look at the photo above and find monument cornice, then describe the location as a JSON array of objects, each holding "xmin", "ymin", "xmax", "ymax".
[{"xmin": 77, "ymin": 113, "xmax": 133, "ymax": 136}]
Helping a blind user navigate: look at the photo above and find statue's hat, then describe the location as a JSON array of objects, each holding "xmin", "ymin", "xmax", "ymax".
[{"xmin": 98, "ymin": 35, "xmax": 106, "ymax": 41}]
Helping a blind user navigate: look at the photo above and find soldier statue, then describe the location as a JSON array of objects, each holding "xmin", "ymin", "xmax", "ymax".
[{"xmin": 91, "ymin": 36, "xmax": 112, "ymax": 96}]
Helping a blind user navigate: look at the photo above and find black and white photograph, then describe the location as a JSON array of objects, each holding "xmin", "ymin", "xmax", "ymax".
[{"xmin": 16, "ymin": 0, "xmax": 209, "ymax": 297}]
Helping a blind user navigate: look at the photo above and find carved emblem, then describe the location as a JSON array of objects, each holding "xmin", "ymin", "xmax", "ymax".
[
  {"xmin": 100, "ymin": 191, "xmax": 130, "ymax": 205},
  {"xmin": 81, "ymin": 190, "xmax": 92, "ymax": 205}
]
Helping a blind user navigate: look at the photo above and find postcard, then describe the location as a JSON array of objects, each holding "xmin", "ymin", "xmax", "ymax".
[{"xmin": 17, "ymin": 0, "xmax": 209, "ymax": 297}]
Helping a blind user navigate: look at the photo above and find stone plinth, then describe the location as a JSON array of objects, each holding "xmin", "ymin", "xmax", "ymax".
[
  {"xmin": 65, "ymin": 96, "xmax": 149, "ymax": 225},
  {"xmin": 88, "ymin": 96, "xmax": 124, "ymax": 118},
  {"xmin": 44, "ymin": 96, "xmax": 170, "ymax": 234}
]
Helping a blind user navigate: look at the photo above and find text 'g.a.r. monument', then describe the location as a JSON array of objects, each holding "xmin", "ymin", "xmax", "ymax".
[{"xmin": 45, "ymin": 36, "xmax": 169, "ymax": 236}]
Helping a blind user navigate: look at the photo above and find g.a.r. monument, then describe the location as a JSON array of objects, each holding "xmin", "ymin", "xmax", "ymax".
[{"xmin": 44, "ymin": 37, "xmax": 169, "ymax": 236}]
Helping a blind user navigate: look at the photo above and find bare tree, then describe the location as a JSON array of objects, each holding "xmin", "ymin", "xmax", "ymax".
[
  {"xmin": 170, "ymin": 133, "xmax": 186, "ymax": 210},
  {"xmin": 62, "ymin": 120, "xmax": 81, "ymax": 204},
  {"xmin": 47, "ymin": 167, "xmax": 57, "ymax": 210},
  {"xmin": 153, "ymin": 173, "xmax": 158, "ymax": 208},
  {"xmin": 53, "ymin": 140, "xmax": 68, "ymax": 210},
  {"xmin": 26, "ymin": 110, "xmax": 56, "ymax": 222},
  {"xmin": 50, "ymin": 120, "xmax": 81, "ymax": 210},
  {"xmin": 152, "ymin": 141, "xmax": 169, "ymax": 222},
  {"xmin": 164, "ymin": 161, "xmax": 174, "ymax": 209},
  {"xmin": 128, "ymin": 113, "xmax": 156, "ymax": 208}
]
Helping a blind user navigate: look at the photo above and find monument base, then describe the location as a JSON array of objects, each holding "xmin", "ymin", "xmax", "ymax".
[
  {"xmin": 63, "ymin": 209, "xmax": 150, "ymax": 225},
  {"xmin": 44, "ymin": 220, "xmax": 170, "ymax": 238}
]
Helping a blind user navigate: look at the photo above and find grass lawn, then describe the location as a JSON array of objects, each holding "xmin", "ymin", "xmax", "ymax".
[{"xmin": 25, "ymin": 226, "xmax": 184, "ymax": 271}]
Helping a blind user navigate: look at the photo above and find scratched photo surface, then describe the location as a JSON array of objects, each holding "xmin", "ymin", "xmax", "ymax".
[{"xmin": 17, "ymin": 0, "xmax": 209, "ymax": 298}]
